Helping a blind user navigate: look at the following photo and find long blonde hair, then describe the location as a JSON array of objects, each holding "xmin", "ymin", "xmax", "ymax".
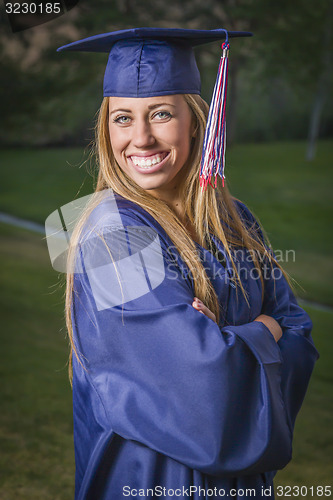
[{"xmin": 65, "ymin": 93, "xmax": 283, "ymax": 381}]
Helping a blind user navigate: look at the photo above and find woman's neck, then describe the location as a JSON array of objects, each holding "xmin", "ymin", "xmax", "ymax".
[
  {"xmin": 170, "ymin": 202, "xmax": 202, "ymax": 246},
  {"xmin": 147, "ymin": 185, "xmax": 202, "ymax": 245}
]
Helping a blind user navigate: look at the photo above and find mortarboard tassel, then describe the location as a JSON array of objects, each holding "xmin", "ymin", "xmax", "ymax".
[{"xmin": 199, "ymin": 33, "xmax": 229, "ymax": 190}]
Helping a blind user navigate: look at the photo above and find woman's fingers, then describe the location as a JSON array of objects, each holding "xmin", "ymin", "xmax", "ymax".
[{"xmin": 192, "ymin": 297, "xmax": 217, "ymax": 323}]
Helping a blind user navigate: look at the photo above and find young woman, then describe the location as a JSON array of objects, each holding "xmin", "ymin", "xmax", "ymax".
[{"xmin": 58, "ymin": 28, "xmax": 319, "ymax": 499}]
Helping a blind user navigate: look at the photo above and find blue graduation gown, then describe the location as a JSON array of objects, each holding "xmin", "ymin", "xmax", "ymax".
[{"xmin": 71, "ymin": 191, "xmax": 319, "ymax": 499}]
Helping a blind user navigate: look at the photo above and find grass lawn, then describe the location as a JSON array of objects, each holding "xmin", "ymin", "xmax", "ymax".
[
  {"xmin": 0, "ymin": 223, "xmax": 74, "ymax": 499},
  {"xmin": 274, "ymin": 307, "xmax": 333, "ymax": 497},
  {"xmin": 0, "ymin": 147, "xmax": 94, "ymax": 224},
  {"xmin": 0, "ymin": 141, "xmax": 332, "ymax": 498},
  {"xmin": 227, "ymin": 140, "xmax": 333, "ymax": 306}
]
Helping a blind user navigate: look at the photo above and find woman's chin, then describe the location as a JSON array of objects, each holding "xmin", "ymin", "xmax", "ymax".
[{"xmin": 136, "ymin": 179, "xmax": 166, "ymax": 193}]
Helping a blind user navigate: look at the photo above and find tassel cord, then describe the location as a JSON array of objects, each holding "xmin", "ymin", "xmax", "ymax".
[{"xmin": 199, "ymin": 37, "xmax": 229, "ymax": 191}]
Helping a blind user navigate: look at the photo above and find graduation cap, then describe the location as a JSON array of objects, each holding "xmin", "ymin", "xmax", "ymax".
[{"xmin": 58, "ymin": 27, "xmax": 253, "ymax": 189}]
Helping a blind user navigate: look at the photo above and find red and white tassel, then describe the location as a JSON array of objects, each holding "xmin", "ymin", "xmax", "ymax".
[{"xmin": 199, "ymin": 39, "xmax": 229, "ymax": 190}]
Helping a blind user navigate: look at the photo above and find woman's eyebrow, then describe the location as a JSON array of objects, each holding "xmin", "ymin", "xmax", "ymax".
[
  {"xmin": 109, "ymin": 108, "xmax": 132, "ymax": 115},
  {"xmin": 110, "ymin": 103, "xmax": 176, "ymax": 115},
  {"xmin": 148, "ymin": 103, "xmax": 177, "ymax": 110}
]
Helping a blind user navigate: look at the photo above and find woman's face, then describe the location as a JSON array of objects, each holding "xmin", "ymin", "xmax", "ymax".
[{"xmin": 108, "ymin": 94, "xmax": 194, "ymax": 198}]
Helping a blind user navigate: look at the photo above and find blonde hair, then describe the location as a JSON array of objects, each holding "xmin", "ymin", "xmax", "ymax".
[{"xmin": 65, "ymin": 93, "xmax": 284, "ymax": 381}]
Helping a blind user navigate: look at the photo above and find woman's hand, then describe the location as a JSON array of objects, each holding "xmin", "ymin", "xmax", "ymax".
[
  {"xmin": 192, "ymin": 297, "xmax": 217, "ymax": 323},
  {"xmin": 254, "ymin": 314, "xmax": 283, "ymax": 342},
  {"xmin": 191, "ymin": 300, "xmax": 282, "ymax": 342}
]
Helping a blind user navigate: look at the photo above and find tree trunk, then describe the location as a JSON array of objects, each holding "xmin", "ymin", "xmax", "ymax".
[
  {"xmin": 306, "ymin": 1, "xmax": 333, "ymax": 161},
  {"xmin": 306, "ymin": 82, "xmax": 326, "ymax": 161}
]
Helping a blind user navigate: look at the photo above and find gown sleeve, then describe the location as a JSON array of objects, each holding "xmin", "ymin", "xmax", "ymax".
[
  {"xmin": 235, "ymin": 201, "xmax": 319, "ymax": 431},
  {"xmin": 71, "ymin": 202, "xmax": 319, "ymax": 479}
]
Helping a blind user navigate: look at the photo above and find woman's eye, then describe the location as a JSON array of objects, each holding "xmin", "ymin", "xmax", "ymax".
[
  {"xmin": 114, "ymin": 116, "xmax": 131, "ymax": 124},
  {"xmin": 154, "ymin": 111, "xmax": 172, "ymax": 120}
]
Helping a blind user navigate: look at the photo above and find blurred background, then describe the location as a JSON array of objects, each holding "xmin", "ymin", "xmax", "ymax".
[{"xmin": 0, "ymin": 1, "xmax": 332, "ymax": 498}]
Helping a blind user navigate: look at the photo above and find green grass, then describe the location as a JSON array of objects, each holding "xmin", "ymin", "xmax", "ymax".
[
  {"xmin": 228, "ymin": 139, "xmax": 333, "ymax": 305},
  {"xmin": 0, "ymin": 223, "xmax": 74, "ymax": 499},
  {"xmin": 0, "ymin": 147, "xmax": 94, "ymax": 223},
  {"xmin": 274, "ymin": 307, "xmax": 333, "ymax": 497}
]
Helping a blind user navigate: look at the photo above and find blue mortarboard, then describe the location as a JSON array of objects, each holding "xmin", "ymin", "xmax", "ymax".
[
  {"xmin": 57, "ymin": 27, "xmax": 251, "ymax": 97},
  {"xmin": 58, "ymin": 27, "xmax": 253, "ymax": 189}
]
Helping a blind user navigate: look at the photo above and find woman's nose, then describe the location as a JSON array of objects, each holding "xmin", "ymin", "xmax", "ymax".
[{"xmin": 132, "ymin": 119, "xmax": 155, "ymax": 148}]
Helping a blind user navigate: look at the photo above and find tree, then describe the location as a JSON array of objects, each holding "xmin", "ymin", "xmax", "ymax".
[{"xmin": 246, "ymin": 0, "xmax": 333, "ymax": 158}]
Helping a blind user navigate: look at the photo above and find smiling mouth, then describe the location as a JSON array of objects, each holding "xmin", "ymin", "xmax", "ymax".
[{"xmin": 129, "ymin": 152, "xmax": 169, "ymax": 169}]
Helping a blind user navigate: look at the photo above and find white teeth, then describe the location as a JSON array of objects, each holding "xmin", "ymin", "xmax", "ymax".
[{"xmin": 131, "ymin": 154, "xmax": 167, "ymax": 168}]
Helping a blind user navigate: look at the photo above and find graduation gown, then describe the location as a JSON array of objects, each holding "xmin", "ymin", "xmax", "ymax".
[{"xmin": 71, "ymin": 190, "xmax": 319, "ymax": 500}]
